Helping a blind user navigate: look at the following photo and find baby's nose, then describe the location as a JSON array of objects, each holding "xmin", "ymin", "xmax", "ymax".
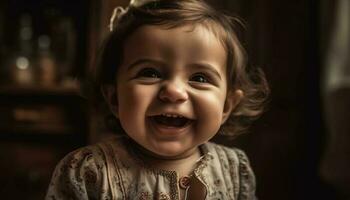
[{"xmin": 158, "ymin": 80, "xmax": 188, "ymax": 103}]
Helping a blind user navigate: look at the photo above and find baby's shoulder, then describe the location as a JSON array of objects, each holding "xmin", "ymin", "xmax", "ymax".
[
  {"xmin": 204, "ymin": 142, "xmax": 256, "ymax": 199},
  {"xmin": 46, "ymin": 138, "xmax": 126, "ymax": 199},
  {"xmin": 59, "ymin": 136, "xmax": 128, "ymax": 168},
  {"xmin": 205, "ymin": 142, "xmax": 250, "ymax": 165},
  {"xmin": 56, "ymin": 142, "xmax": 108, "ymax": 173}
]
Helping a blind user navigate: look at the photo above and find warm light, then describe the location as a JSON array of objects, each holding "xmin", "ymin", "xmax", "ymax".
[{"xmin": 16, "ymin": 56, "xmax": 30, "ymax": 70}]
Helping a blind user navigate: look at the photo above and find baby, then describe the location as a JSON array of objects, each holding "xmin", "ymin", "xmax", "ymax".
[{"xmin": 46, "ymin": 0, "xmax": 268, "ymax": 199}]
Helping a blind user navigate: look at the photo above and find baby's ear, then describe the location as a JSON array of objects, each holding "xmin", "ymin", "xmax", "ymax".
[
  {"xmin": 101, "ymin": 85, "xmax": 119, "ymax": 118},
  {"xmin": 222, "ymin": 89, "xmax": 243, "ymax": 124}
]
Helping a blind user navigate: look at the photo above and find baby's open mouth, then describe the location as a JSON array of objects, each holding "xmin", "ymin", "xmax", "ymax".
[{"xmin": 152, "ymin": 114, "xmax": 192, "ymax": 128}]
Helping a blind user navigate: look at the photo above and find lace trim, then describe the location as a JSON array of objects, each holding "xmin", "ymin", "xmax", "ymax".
[{"xmin": 98, "ymin": 142, "xmax": 127, "ymax": 199}]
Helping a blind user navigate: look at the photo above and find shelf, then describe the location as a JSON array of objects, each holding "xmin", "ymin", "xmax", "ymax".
[
  {"xmin": 0, "ymin": 84, "xmax": 81, "ymax": 96},
  {"xmin": 0, "ymin": 124, "xmax": 77, "ymax": 135},
  {"xmin": 0, "ymin": 85, "xmax": 88, "ymax": 104}
]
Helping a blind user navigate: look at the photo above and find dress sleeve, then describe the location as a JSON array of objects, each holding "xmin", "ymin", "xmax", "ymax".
[
  {"xmin": 235, "ymin": 149, "xmax": 258, "ymax": 200},
  {"xmin": 45, "ymin": 146, "xmax": 109, "ymax": 200}
]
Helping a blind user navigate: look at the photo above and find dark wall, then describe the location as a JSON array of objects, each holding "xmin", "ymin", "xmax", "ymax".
[{"xmin": 210, "ymin": 0, "xmax": 339, "ymax": 199}]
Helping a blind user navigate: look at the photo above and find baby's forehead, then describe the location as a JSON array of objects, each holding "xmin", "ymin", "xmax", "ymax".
[
  {"xmin": 126, "ymin": 23, "xmax": 226, "ymax": 48},
  {"xmin": 120, "ymin": 23, "xmax": 228, "ymax": 74},
  {"xmin": 134, "ymin": 23, "xmax": 216, "ymax": 37},
  {"xmin": 124, "ymin": 24, "xmax": 226, "ymax": 54}
]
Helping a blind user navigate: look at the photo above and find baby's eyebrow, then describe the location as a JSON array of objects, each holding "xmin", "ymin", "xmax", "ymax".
[{"xmin": 126, "ymin": 58, "xmax": 164, "ymax": 71}]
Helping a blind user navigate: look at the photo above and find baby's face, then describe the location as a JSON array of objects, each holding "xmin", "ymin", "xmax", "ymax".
[{"xmin": 114, "ymin": 24, "xmax": 233, "ymax": 158}]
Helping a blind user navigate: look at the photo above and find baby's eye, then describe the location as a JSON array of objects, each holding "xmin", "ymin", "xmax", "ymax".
[
  {"xmin": 137, "ymin": 68, "xmax": 161, "ymax": 79},
  {"xmin": 190, "ymin": 73, "xmax": 209, "ymax": 83}
]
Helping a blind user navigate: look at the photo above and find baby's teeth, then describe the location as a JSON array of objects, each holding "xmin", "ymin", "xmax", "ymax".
[{"xmin": 162, "ymin": 114, "xmax": 182, "ymax": 118}]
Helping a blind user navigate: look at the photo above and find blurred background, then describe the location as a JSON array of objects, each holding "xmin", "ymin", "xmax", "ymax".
[{"xmin": 0, "ymin": 0, "xmax": 349, "ymax": 199}]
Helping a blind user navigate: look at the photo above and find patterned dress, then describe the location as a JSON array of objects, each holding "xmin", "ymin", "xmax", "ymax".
[{"xmin": 45, "ymin": 136, "xmax": 257, "ymax": 200}]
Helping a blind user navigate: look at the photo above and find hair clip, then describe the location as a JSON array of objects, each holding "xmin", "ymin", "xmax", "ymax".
[
  {"xmin": 109, "ymin": 6, "xmax": 127, "ymax": 32},
  {"xmin": 129, "ymin": 0, "xmax": 156, "ymax": 7},
  {"xmin": 109, "ymin": 0, "xmax": 158, "ymax": 32}
]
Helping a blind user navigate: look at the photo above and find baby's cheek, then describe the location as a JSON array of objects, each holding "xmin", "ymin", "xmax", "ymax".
[
  {"xmin": 121, "ymin": 85, "xmax": 157, "ymax": 117},
  {"xmin": 199, "ymin": 92, "xmax": 225, "ymax": 113},
  {"xmin": 193, "ymin": 94, "xmax": 225, "ymax": 134},
  {"xmin": 120, "ymin": 84, "xmax": 147, "ymax": 104}
]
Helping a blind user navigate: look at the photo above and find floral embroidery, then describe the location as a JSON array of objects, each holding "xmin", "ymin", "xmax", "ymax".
[
  {"xmin": 214, "ymin": 179, "xmax": 221, "ymax": 186},
  {"xmin": 84, "ymin": 167, "xmax": 97, "ymax": 184},
  {"xmin": 156, "ymin": 192, "xmax": 171, "ymax": 200},
  {"xmin": 139, "ymin": 191, "xmax": 151, "ymax": 200}
]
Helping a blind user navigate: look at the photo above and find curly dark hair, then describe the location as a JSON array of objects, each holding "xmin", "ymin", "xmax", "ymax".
[{"xmin": 90, "ymin": 0, "xmax": 269, "ymax": 137}]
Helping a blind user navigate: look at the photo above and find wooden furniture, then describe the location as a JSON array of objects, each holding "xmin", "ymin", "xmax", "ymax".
[
  {"xmin": 0, "ymin": 0, "xmax": 89, "ymax": 199},
  {"xmin": 0, "ymin": 85, "xmax": 87, "ymax": 200}
]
